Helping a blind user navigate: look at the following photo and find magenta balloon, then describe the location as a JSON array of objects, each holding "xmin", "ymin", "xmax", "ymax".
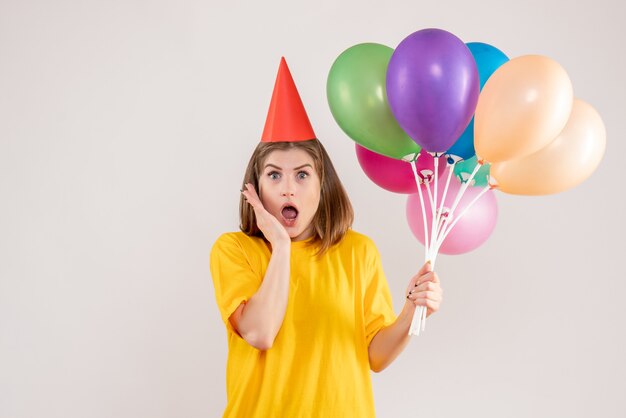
[
  {"xmin": 406, "ymin": 178, "xmax": 498, "ymax": 254},
  {"xmin": 414, "ymin": 150, "xmax": 448, "ymax": 183},
  {"xmin": 356, "ymin": 145, "xmax": 446, "ymax": 194},
  {"xmin": 387, "ymin": 28, "xmax": 480, "ymax": 152}
]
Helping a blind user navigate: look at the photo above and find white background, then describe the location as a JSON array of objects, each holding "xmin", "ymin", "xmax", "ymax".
[{"xmin": 1, "ymin": 0, "xmax": 624, "ymax": 417}]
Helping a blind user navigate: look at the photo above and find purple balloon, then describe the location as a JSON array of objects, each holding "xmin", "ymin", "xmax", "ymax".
[
  {"xmin": 355, "ymin": 145, "xmax": 447, "ymax": 194},
  {"xmin": 387, "ymin": 28, "xmax": 480, "ymax": 153}
]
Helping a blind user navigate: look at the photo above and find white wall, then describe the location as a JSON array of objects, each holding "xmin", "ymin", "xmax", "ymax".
[{"xmin": 1, "ymin": 0, "xmax": 624, "ymax": 417}]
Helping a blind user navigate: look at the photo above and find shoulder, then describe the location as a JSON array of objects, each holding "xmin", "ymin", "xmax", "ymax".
[
  {"xmin": 337, "ymin": 229, "xmax": 379, "ymax": 253},
  {"xmin": 336, "ymin": 230, "xmax": 385, "ymax": 277},
  {"xmin": 211, "ymin": 232, "xmax": 266, "ymax": 257},
  {"xmin": 212, "ymin": 231, "xmax": 241, "ymax": 249}
]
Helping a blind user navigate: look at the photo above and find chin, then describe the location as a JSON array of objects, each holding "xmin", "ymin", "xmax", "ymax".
[
  {"xmin": 287, "ymin": 229, "xmax": 304, "ymax": 239},
  {"xmin": 287, "ymin": 227, "xmax": 307, "ymax": 240}
]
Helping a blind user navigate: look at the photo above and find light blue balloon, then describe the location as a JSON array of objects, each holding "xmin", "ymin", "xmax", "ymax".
[{"xmin": 446, "ymin": 42, "xmax": 509, "ymax": 160}]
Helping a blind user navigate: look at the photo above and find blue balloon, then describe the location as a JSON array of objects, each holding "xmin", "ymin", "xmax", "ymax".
[
  {"xmin": 446, "ymin": 42, "xmax": 509, "ymax": 160},
  {"xmin": 467, "ymin": 42, "xmax": 509, "ymax": 89},
  {"xmin": 447, "ymin": 118, "xmax": 475, "ymax": 160}
]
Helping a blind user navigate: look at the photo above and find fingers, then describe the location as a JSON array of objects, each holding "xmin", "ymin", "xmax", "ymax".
[
  {"xmin": 406, "ymin": 292, "xmax": 441, "ymax": 305},
  {"xmin": 406, "ymin": 266, "xmax": 443, "ymax": 316},
  {"xmin": 416, "ymin": 260, "xmax": 433, "ymax": 276},
  {"xmin": 240, "ymin": 183, "xmax": 290, "ymax": 245},
  {"xmin": 429, "ymin": 269, "xmax": 440, "ymax": 283},
  {"xmin": 242, "ymin": 184, "xmax": 271, "ymax": 218},
  {"xmin": 407, "ymin": 283, "xmax": 442, "ymax": 303},
  {"xmin": 410, "ymin": 280, "xmax": 442, "ymax": 295},
  {"xmin": 241, "ymin": 183, "xmax": 262, "ymax": 208},
  {"xmin": 241, "ymin": 184, "xmax": 269, "ymax": 224},
  {"xmin": 406, "ymin": 296, "xmax": 441, "ymax": 317},
  {"xmin": 406, "ymin": 269, "xmax": 439, "ymax": 295},
  {"xmin": 414, "ymin": 271, "xmax": 438, "ymax": 286},
  {"xmin": 406, "ymin": 287, "xmax": 442, "ymax": 317},
  {"xmin": 242, "ymin": 183, "xmax": 274, "ymax": 225},
  {"xmin": 406, "ymin": 261, "xmax": 436, "ymax": 287}
]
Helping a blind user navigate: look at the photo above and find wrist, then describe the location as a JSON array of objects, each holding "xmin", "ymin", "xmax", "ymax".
[
  {"xmin": 270, "ymin": 239, "xmax": 291, "ymax": 253},
  {"xmin": 400, "ymin": 300, "xmax": 417, "ymax": 319}
]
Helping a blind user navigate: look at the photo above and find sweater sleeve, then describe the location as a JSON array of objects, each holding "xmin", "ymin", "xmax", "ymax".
[{"xmin": 210, "ymin": 233, "xmax": 263, "ymax": 333}]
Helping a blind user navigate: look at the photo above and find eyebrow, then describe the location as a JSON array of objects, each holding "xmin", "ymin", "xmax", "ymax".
[{"xmin": 264, "ymin": 163, "xmax": 313, "ymax": 171}]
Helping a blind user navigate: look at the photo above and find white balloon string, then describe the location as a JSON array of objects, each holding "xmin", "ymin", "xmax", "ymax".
[
  {"xmin": 410, "ymin": 159, "xmax": 430, "ymax": 260},
  {"xmin": 425, "ymin": 183, "xmax": 436, "ymax": 260},
  {"xmin": 434, "ymin": 212, "xmax": 448, "ymax": 246},
  {"xmin": 435, "ymin": 184, "xmax": 492, "ymax": 251},
  {"xmin": 438, "ymin": 163, "xmax": 455, "ymax": 226},
  {"xmin": 410, "ymin": 309, "xmax": 422, "ymax": 336},
  {"xmin": 433, "ymin": 162, "xmax": 455, "ymax": 256},
  {"xmin": 409, "ymin": 159, "xmax": 427, "ymax": 336},
  {"xmin": 436, "ymin": 161, "xmax": 482, "ymax": 248},
  {"xmin": 425, "ymin": 181, "xmax": 435, "ymax": 213},
  {"xmin": 409, "ymin": 305, "xmax": 423, "ymax": 336},
  {"xmin": 424, "ymin": 157, "xmax": 438, "ymax": 336},
  {"xmin": 429, "ymin": 156, "xmax": 440, "ymax": 261}
]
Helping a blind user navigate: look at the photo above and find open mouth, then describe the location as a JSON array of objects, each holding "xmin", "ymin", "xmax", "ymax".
[{"xmin": 281, "ymin": 205, "xmax": 299, "ymax": 224}]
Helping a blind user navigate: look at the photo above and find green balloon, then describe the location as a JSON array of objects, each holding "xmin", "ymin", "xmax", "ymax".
[
  {"xmin": 327, "ymin": 43, "xmax": 420, "ymax": 160},
  {"xmin": 454, "ymin": 156, "xmax": 491, "ymax": 187}
]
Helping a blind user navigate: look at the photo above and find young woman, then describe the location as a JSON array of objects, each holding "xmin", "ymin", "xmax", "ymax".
[{"xmin": 210, "ymin": 58, "xmax": 443, "ymax": 418}]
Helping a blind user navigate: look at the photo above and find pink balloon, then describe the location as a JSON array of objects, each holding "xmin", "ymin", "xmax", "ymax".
[
  {"xmin": 406, "ymin": 177, "xmax": 498, "ymax": 254},
  {"xmin": 355, "ymin": 145, "xmax": 447, "ymax": 194}
]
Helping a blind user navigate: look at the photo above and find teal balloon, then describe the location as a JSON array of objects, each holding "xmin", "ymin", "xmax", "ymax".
[
  {"xmin": 446, "ymin": 42, "xmax": 509, "ymax": 160},
  {"xmin": 454, "ymin": 156, "xmax": 491, "ymax": 187}
]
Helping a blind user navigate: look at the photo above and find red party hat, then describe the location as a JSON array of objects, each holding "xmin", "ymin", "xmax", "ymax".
[{"xmin": 261, "ymin": 57, "xmax": 316, "ymax": 142}]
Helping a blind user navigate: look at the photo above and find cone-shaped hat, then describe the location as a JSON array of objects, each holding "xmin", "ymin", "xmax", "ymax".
[{"xmin": 261, "ymin": 57, "xmax": 316, "ymax": 142}]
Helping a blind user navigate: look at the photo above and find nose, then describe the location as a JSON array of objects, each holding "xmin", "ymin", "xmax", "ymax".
[{"xmin": 281, "ymin": 178, "xmax": 295, "ymax": 197}]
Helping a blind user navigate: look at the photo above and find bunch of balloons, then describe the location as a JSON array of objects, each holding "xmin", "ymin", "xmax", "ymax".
[{"xmin": 327, "ymin": 28, "xmax": 606, "ymax": 335}]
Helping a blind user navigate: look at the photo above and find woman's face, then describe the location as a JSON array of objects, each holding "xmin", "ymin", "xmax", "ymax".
[{"xmin": 258, "ymin": 148, "xmax": 321, "ymax": 241}]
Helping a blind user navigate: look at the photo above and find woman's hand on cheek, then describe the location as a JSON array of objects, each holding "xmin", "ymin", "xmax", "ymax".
[
  {"xmin": 405, "ymin": 261, "xmax": 443, "ymax": 317},
  {"xmin": 242, "ymin": 183, "xmax": 291, "ymax": 247}
]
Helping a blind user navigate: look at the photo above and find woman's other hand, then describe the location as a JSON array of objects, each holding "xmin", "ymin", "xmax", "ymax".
[{"xmin": 405, "ymin": 261, "xmax": 443, "ymax": 317}]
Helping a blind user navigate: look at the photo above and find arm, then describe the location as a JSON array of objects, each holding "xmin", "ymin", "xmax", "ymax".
[
  {"xmin": 229, "ymin": 242, "xmax": 290, "ymax": 351},
  {"xmin": 368, "ymin": 262, "xmax": 442, "ymax": 372},
  {"xmin": 229, "ymin": 183, "xmax": 292, "ymax": 351}
]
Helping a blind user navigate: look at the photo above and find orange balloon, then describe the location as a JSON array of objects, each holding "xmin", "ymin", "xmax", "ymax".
[
  {"xmin": 489, "ymin": 99, "xmax": 606, "ymax": 195},
  {"xmin": 475, "ymin": 55, "xmax": 574, "ymax": 163}
]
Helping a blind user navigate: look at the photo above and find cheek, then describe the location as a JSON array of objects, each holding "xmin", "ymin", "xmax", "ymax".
[
  {"xmin": 257, "ymin": 188, "xmax": 269, "ymax": 208},
  {"xmin": 258, "ymin": 188, "xmax": 279, "ymax": 211},
  {"xmin": 257, "ymin": 181, "xmax": 270, "ymax": 203},
  {"xmin": 259, "ymin": 194, "xmax": 274, "ymax": 209},
  {"xmin": 309, "ymin": 190, "xmax": 321, "ymax": 211}
]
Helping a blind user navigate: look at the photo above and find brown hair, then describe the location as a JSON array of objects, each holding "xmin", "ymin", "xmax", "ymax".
[{"xmin": 239, "ymin": 139, "xmax": 353, "ymax": 255}]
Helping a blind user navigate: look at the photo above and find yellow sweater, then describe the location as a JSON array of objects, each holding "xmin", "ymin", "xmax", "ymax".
[{"xmin": 210, "ymin": 229, "xmax": 396, "ymax": 417}]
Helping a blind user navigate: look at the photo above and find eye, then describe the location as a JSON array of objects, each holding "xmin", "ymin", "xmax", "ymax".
[
  {"xmin": 267, "ymin": 171, "xmax": 280, "ymax": 180},
  {"xmin": 297, "ymin": 171, "xmax": 309, "ymax": 180}
]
